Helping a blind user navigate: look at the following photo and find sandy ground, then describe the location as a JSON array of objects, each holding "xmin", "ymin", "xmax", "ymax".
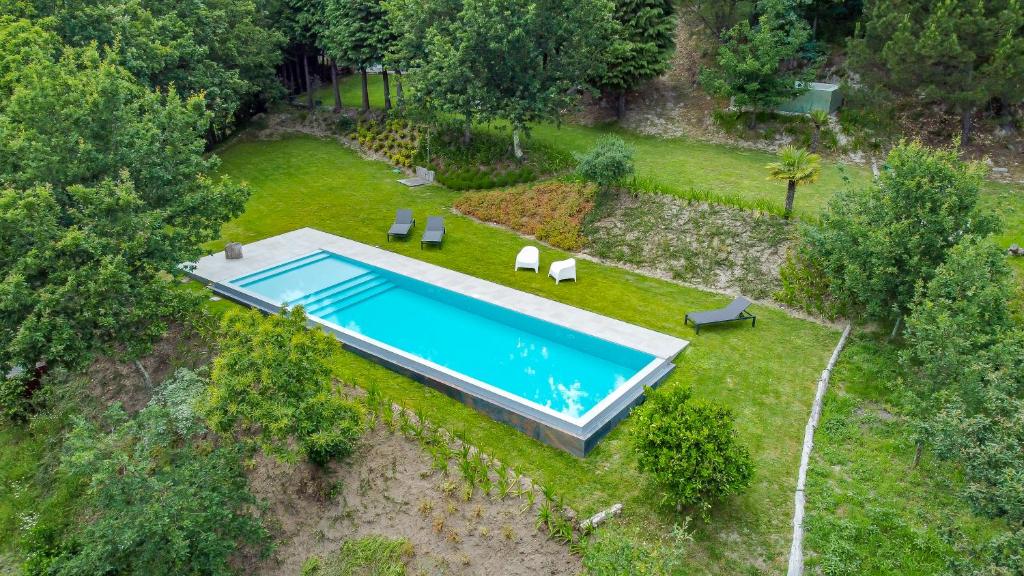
[{"xmin": 245, "ymin": 425, "xmax": 582, "ymax": 576}]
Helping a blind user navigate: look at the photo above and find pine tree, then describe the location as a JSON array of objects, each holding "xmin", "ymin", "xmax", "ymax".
[
  {"xmin": 596, "ymin": 0, "xmax": 676, "ymax": 118},
  {"xmin": 849, "ymin": 0, "xmax": 1024, "ymax": 143}
]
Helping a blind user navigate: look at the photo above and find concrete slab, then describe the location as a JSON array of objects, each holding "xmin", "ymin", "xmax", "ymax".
[{"xmin": 187, "ymin": 228, "xmax": 688, "ymax": 360}]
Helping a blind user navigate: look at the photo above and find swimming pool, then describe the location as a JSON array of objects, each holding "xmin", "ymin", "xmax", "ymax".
[
  {"xmin": 231, "ymin": 250, "xmax": 654, "ymax": 419},
  {"xmin": 190, "ymin": 229, "xmax": 687, "ymax": 455}
]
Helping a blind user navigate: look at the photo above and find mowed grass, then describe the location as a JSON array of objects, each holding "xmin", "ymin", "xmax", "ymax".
[
  {"xmin": 803, "ymin": 336, "xmax": 1006, "ymax": 575},
  {"xmin": 212, "ymin": 134, "xmax": 840, "ymax": 574},
  {"xmin": 312, "ymin": 74, "xmax": 1024, "ymax": 227}
]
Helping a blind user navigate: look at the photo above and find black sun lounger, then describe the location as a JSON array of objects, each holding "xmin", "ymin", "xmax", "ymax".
[
  {"xmin": 684, "ymin": 296, "xmax": 756, "ymax": 334},
  {"xmin": 421, "ymin": 216, "xmax": 445, "ymax": 249},
  {"xmin": 387, "ymin": 209, "xmax": 415, "ymax": 241}
]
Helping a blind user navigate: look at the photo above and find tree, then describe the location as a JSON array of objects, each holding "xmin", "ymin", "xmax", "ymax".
[
  {"xmin": 765, "ymin": 146, "xmax": 821, "ymax": 218},
  {"xmin": 808, "ymin": 109, "xmax": 829, "ymax": 152},
  {"xmin": 27, "ymin": 370, "xmax": 269, "ymax": 575},
  {"xmin": 679, "ymin": 0, "xmax": 747, "ymax": 37},
  {"xmin": 576, "ymin": 136, "xmax": 635, "ymax": 187},
  {"xmin": 386, "ymin": 0, "xmax": 614, "ymax": 154},
  {"xmin": 34, "ymin": 0, "xmax": 284, "ymax": 133},
  {"xmin": 631, "ymin": 385, "xmax": 754, "ymax": 511},
  {"xmin": 323, "ymin": 0, "xmax": 394, "ymax": 112},
  {"xmin": 203, "ymin": 308, "xmax": 363, "ymax": 465},
  {"xmin": 595, "ymin": 0, "xmax": 676, "ymax": 118},
  {"xmin": 699, "ymin": 0, "xmax": 818, "ymax": 125},
  {"xmin": 0, "ymin": 42, "xmax": 248, "ymax": 417},
  {"xmin": 849, "ymin": 0, "xmax": 1024, "ymax": 143},
  {"xmin": 800, "ymin": 141, "xmax": 998, "ymax": 329}
]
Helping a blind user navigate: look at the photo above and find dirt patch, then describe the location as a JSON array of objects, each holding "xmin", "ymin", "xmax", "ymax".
[
  {"xmin": 85, "ymin": 323, "xmax": 213, "ymax": 413},
  {"xmin": 246, "ymin": 424, "xmax": 581, "ymax": 576},
  {"xmin": 584, "ymin": 192, "xmax": 795, "ymax": 299}
]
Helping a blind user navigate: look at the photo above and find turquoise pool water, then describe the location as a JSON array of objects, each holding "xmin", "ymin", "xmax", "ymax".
[{"xmin": 231, "ymin": 251, "xmax": 654, "ymax": 419}]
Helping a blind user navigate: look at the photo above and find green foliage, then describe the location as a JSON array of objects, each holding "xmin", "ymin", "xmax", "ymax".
[
  {"xmin": 799, "ymin": 141, "xmax": 998, "ymax": 324},
  {"xmin": 766, "ymin": 146, "xmax": 822, "ymax": 217},
  {"xmin": 32, "ymin": 0, "xmax": 284, "ymax": 131},
  {"xmin": 630, "ymin": 385, "xmax": 754, "ymax": 510},
  {"xmin": 22, "ymin": 371, "xmax": 268, "ymax": 575},
  {"xmin": 582, "ymin": 522, "xmax": 693, "ymax": 575},
  {"xmin": 387, "ymin": 0, "xmax": 614, "ymax": 135},
  {"xmin": 700, "ymin": 1, "xmax": 818, "ymax": 114},
  {"xmin": 595, "ymin": 0, "xmax": 676, "ymax": 113},
  {"xmin": 203, "ymin": 308, "xmax": 363, "ymax": 464},
  {"xmin": 322, "ymin": 0, "xmax": 394, "ymax": 71},
  {"xmin": 848, "ymin": 0, "xmax": 1024, "ymax": 141},
  {"xmin": 776, "ymin": 246, "xmax": 846, "ymax": 319},
  {"xmin": 0, "ymin": 39, "xmax": 248, "ymax": 417},
  {"xmin": 304, "ymin": 536, "xmax": 413, "ymax": 576},
  {"xmin": 576, "ymin": 137, "xmax": 636, "ymax": 187},
  {"xmin": 903, "ymin": 238, "xmax": 1024, "ymax": 527}
]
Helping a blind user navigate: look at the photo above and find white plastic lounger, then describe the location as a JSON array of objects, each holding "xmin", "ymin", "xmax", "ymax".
[
  {"xmin": 548, "ymin": 258, "xmax": 576, "ymax": 284},
  {"xmin": 515, "ymin": 246, "xmax": 540, "ymax": 272},
  {"xmin": 398, "ymin": 166, "xmax": 435, "ymax": 187}
]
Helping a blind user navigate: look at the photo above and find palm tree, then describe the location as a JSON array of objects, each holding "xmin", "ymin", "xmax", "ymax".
[
  {"xmin": 766, "ymin": 146, "xmax": 821, "ymax": 218},
  {"xmin": 809, "ymin": 109, "xmax": 830, "ymax": 152}
]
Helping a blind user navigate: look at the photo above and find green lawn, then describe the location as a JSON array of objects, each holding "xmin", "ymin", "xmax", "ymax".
[
  {"xmin": 803, "ymin": 336, "xmax": 1005, "ymax": 575},
  {"xmin": 213, "ymin": 134, "xmax": 840, "ymax": 574}
]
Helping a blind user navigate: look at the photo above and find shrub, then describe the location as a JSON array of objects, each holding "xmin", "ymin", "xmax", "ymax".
[
  {"xmin": 631, "ymin": 385, "xmax": 754, "ymax": 511},
  {"xmin": 576, "ymin": 136, "xmax": 635, "ymax": 187},
  {"xmin": 298, "ymin": 391, "xmax": 364, "ymax": 466},
  {"xmin": 23, "ymin": 377, "xmax": 269, "ymax": 575},
  {"xmin": 203, "ymin": 308, "xmax": 362, "ymax": 465},
  {"xmin": 454, "ymin": 181, "xmax": 597, "ymax": 250}
]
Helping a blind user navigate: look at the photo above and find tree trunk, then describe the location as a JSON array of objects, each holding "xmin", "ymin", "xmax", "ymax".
[
  {"xmin": 134, "ymin": 360, "xmax": 151, "ymax": 389},
  {"xmin": 303, "ymin": 52, "xmax": 314, "ymax": 111},
  {"xmin": 960, "ymin": 107, "xmax": 973, "ymax": 144},
  {"xmin": 912, "ymin": 441, "xmax": 923, "ymax": 468},
  {"xmin": 331, "ymin": 61, "xmax": 342, "ymax": 111},
  {"xmin": 395, "ymin": 71, "xmax": 404, "ymax": 107},
  {"xmin": 512, "ymin": 128, "xmax": 524, "ymax": 159},
  {"xmin": 614, "ymin": 90, "xmax": 626, "ymax": 119},
  {"xmin": 382, "ymin": 69, "xmax": 392, "ymax": 111},
  {"xmin": 811, "ymin": 126, "xmax": 820, "ymax": 152},
  {"xmin": 747, "ymin": 111, "xmax": 757, "ymax": 129},
  {"xmin": 784, "ymin": 180, "xmax": 796, "ymax": 218},
  {"xmin": 889, "ymin": 314, "xmax": 903, "ymax": 341},
  {"xmin": 360, "ymin": 67, "xmax": 370, "ymax": 112},
  {"xmin": 462, "ymin": 113, "xmax": 473, "ymax": 146}
]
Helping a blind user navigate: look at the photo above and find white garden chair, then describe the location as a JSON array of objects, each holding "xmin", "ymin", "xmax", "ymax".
[
  {"xmin": 548, "ymin": 258, "xmax": 577, "ymax": 284},
  {"xmin": 515, "ymin": 246, "xmax": 540, "ymax": 272}
]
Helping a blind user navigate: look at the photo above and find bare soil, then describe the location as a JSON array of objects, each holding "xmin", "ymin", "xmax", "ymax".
[
  {"xmin": 84, "ymin": 323, "xmax": 212, "ymax": 413},
  {"xmin": 245, "ymin": 425, "xmax": 581, "ymax": 576}
]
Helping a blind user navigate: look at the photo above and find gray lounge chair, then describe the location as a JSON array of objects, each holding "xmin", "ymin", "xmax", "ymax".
[
  {"xmin": 684, "ymin": 296, "xmax": 756, "ymax": 334},
  {"xmin": 421, "ymin": 216, "xmax": 445, "ymax": 249},
  {"xmin": 387, "ymin": 209, "xmax": 415, "ymax": 241}
]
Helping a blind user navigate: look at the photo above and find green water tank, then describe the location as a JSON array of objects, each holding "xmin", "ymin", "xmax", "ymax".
[{"xmin": 776, "ymin": 82, "xmax": 842, "ymax": 114}]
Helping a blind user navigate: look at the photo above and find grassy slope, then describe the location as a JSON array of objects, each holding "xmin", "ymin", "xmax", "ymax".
[
  {"xmin": 803, "ymin": 337, "xmax": 1005, "ymax": 575},
  {"xmin": 213, "ymin": 134, "xmax": 839, "ymax": 574}
]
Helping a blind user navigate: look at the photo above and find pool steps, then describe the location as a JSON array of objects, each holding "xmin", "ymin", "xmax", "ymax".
[
  {"xmin": 233, "ymin": 251, "xmax": 331, "ymax": 287},
  {"xmin": 290, "ymin": 272, "xmax": 395, "ymax": 317}
]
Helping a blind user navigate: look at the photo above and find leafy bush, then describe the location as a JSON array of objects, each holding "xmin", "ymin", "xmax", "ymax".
[
  {"xmin": 576, "ymin": 136, "xmax": 635, "ymax": 187},
  {"xmin": 418, "ymin": 125, "xmax": 573, "ymax": 190},
  {"xmin": 203, "ymin": 308, "xmax": 363, "ymax": 465},
  {"xmin": 23, "ymin": 374, "xmax": 268, "ymax": 575},
  {"xmin": 582, "ymin": 522, "xmax": 692, "ymax": 576},
  {"xmin": 355, "ymin": 119, "xmax": 419, "ymax": 167},
  {"xmin": 454, "ymin": 181, "xmax": 597, "ymax": 250},
  {"xmin": 631, "ymin": 385, "xmax": 754, "ymax": 511},
  {"xmin": 776, "ymin": 243, "xmax": 846, "ymax": 320}
]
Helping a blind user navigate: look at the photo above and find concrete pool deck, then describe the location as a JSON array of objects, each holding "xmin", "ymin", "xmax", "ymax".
[{"xmin": 185, "ymin": 228, "xmax": 689, "ymax": 455}]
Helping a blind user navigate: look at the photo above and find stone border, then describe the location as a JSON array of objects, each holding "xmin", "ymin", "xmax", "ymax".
[{"xmin": 786, "ymin": 323, "xmax": 852, "ymax": 576}]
